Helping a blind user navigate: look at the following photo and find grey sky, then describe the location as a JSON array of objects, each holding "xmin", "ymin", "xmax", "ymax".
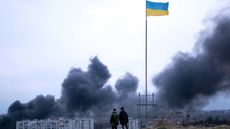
[{"xmin": 0, "ymin": 0, "xmax": 229, "ymax": 114}]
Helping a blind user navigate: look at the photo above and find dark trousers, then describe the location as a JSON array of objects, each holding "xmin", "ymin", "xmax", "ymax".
[
  {"xmin": 121, "ymin": 124, "xmax": 128, "ymax": 129},
  {"xmin": 112, "ymin": 126, "xmax": 117, "ymax": 129}
]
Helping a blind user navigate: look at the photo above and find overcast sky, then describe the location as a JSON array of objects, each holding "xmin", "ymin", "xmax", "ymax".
[{"xmin": 0, "ymin": 0, "xmax": 229, "ymax": 114}]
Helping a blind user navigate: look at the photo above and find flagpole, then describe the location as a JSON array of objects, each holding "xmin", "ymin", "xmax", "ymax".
[
  {"xmin": 144, "ymin": 0, "xmax": 169, "ymax": 119},
  {"xmin": 145, "ymin": 4, "xmax": 148, "ymax": 119}
]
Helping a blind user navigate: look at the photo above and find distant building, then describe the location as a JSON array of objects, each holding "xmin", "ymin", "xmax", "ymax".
[{"xmin": 16, "ymin": 118, "xmax": 94, "ymax": 129}]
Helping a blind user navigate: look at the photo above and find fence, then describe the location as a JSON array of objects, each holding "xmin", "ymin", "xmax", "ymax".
[{"xmin": 16, "ymin": 118, "xmax": 94, "ymax": 129}]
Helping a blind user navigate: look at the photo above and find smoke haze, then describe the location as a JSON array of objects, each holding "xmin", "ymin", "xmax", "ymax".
[
  {"xmin": 61, "ymin": 57, "xmax": 116, "ymax": 113},
  {"xmin": 0, "ymin": 57, "xmax": 139, "ymax": 129},
  {"xmin": 115, "ymin": 73, "xmax": 138, "ymax": 115},
  {"xmin": 153, "ymin": 14, "xmax": 230, "ymax": 110},
  {"xmin": 1, "ymin": 6, "xmax": 230, "ymax": 129}
]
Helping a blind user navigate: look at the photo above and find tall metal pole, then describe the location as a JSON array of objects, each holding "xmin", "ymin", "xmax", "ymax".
[
  {"xmin": 145, "ymin": 5, "xmax": 148, "ymax": 119},
  {"xmin": 138, "ymin": 92, "xmax": 141, "ymax": 119},
  {"xmin": 152, "ymin": 93, "xmax": 154, "ymax": 118}
]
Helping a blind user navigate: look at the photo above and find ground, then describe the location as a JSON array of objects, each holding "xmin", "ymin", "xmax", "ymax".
[{"xmin": 144, "ymin": 125, "xmax": 230, "ymax": 129}]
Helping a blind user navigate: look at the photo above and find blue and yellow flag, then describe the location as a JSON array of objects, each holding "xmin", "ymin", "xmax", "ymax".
[{"xmin": 146, "ymin": 1, "xmax": 169, "ymax": 16}]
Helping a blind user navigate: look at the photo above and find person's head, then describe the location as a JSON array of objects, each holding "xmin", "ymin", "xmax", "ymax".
[
  {"xmin": 113, "ymin": 108, "xmax": 116, "ymax": 112},
  {"xmin": 120, "ymin": 107, "xmax": 124, "ymax": 111}
]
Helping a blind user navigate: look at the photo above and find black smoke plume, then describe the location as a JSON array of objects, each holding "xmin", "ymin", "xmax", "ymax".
[
  {"xmin": 0, "ymin": 95, "xmax": 62, "ymax": 129},
  {"xmin": 115, "ymin": 72, "xmax": 138, "ymax": 99},
  {"xmin": 115, "ymin": 73, "xmax": 138, "ymax": 115},
  {"xmin": 61, "ymin": 57, "xmax": 116, "ymax": 113},
  {"xmin": 153, "ymin": 14, "xmax": 230, "ymax": 110},
  {"xmin": 0, "ymin": 56, "xmax": 139, "ymax": 129}
]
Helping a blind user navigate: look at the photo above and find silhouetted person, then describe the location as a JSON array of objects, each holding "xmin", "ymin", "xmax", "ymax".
[
  {"xmin": 110, "ymin": 108, "xmax": 119, "ymax": 129},
  {"xmin": 119, "ymin": 107, "xmax": 129, "ymax": 129}
]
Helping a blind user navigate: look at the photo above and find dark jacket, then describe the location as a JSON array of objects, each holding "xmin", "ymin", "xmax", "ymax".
[
  {"xmin": 119, "ymin": 110, "xmax": 128, "ymax": 125},
  {"xmin": 110, "ymin": 111, "xmax": 119, "ymax": 126}
]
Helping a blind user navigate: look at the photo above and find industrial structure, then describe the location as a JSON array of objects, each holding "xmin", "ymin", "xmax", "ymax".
[
  {"xmin": 16, "ymin": 118, "xmax": 94, "ymax": 129},
  {"xmin": 137, "ymin": 92, "xmax": 157, "ymax": 119}
]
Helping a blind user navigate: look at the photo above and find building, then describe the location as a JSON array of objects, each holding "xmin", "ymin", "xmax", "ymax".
[{"xmin": 16, "ymin": 118, "xmax": 94, "ymax": 129}]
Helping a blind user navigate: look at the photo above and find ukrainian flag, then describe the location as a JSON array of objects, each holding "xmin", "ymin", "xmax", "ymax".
[{"xmin": 146, "ymin": 1, "xmax": 169, "ymax": 16}]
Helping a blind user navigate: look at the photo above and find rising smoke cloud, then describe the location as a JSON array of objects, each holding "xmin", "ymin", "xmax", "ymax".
[
  {"xmin": 61, "ymin": 57, "xmax": 116, "ymax": 114},
  {"xmin": 153, "ymin": 14, "xmax": 230, "ymax": 110},
  {"xmin": 115, "ymin": 72, "xmax": 138, "ymax": 115},
  {"xmin": 0, "ymin": 56, "xmax": 139, "ymax": 129},
  {"xmin": 0, "ymin": 95, "xmax": 62, "ymax": 129}
]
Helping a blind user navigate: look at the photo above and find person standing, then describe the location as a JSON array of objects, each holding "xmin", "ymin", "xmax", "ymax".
[
  {"xmin": 110, "ymin": 108, "xmax": 119, "ymax": 129},
  {"xmin": 119, "ymin": 107, "xmax": 129, "ymax": 129}
]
